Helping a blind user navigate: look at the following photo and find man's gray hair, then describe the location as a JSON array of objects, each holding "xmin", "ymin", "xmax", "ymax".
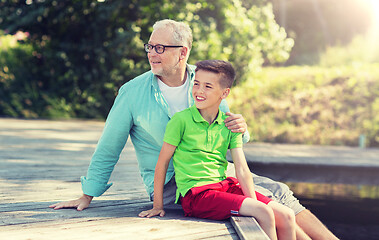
[{"xmin": 153, "ymin": 19, "xmax": 193, "ymax": 50}]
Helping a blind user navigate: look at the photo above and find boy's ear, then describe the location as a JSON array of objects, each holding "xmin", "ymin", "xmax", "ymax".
[{"xmin": 221, "ymin": 88, "xmax": 230, "ymax": 99}]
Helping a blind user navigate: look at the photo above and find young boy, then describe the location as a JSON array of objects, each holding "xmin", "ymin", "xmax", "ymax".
[{"xmin": 139, "ymin": 60, "xmax": 297, "ymax": 239}]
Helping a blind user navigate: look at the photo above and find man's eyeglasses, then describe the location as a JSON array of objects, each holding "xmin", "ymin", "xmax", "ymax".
[{"xmin": 144, "ymin": 43, "xmax": 183, "ymax": 54}]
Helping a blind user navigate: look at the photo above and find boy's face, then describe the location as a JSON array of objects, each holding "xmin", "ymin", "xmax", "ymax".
[{"xmin": 192, "ymin": 69, "xmax": 230, "ymax": 112}]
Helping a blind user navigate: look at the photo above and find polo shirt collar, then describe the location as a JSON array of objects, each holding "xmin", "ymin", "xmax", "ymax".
[{"xmin": 189, "ymin": 105, "xmax": 223, "ymax": 125}]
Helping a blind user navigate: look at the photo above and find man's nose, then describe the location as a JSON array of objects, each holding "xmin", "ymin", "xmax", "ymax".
[{"xmin": 148, "ymin": 49, "xmax": 158, "ymax": 57}]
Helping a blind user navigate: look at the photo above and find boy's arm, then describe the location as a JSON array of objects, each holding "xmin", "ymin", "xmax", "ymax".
[
  {"xmin": 139, "ymin": 142, "xmax": 177, "ymax": 218},
  {"xmin": 230, "ymin": 147, "xmax": 256, "ymax": 199}
]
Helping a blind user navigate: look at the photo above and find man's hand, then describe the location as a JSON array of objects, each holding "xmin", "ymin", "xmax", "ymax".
[
  {"xmin": 139, "ymin": 208, "xmax": 166, "ymax": 218},
  {"xmin": 224, "ymin": 112, "xmax": 247, "ymax": 133},
  {"xmin": 49, "ymin": 194, "xmax": 93, "ymax": 211}
]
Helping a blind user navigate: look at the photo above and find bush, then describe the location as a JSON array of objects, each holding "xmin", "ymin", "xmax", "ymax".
[
  {"xmin": 319, "ymin": 34, "xmax": 379, "ymax": 67},
  {"xmin": 229, "ymin": 64, "xmax": 379, "ymax": 147},
  {"xmin": 0, "ymin": 31, "xmax": 43, "ymax": 118}
]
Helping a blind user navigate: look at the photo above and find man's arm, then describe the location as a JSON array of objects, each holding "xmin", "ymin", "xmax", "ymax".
[
  {"xmin": 49, "ymin": 85, "xmax": 133, "ymax": 210},
  {"xmin": 139, "ymin": 142, "xmax": 176, "ymax": 218},
  {"xmin": 219, "ymin": 99, "xmax": 249, "ymax": 142},
  {"xmin": 230, "ymin": 147, "xmax": 256, "ymax": 199}
]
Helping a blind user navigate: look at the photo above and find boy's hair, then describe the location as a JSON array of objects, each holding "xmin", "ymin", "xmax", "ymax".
[
  {"xmin": 153, "ymin": 19, "xmax": 193, "ymax": 50},
  {"xmin": 195, "ymin": 60, "xmax": 236, "ymax": 88}
]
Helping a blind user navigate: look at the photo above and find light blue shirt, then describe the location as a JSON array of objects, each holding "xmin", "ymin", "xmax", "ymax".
[{"xmin": 81, "ymin": 64, "xmax": 250, "ymax": 197}]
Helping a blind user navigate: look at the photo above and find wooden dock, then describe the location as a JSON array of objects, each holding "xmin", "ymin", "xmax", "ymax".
[
  {"xmin": 2, "ymin": 118, "xmax": 379, "ymax": 239},
  {"xmin": 0, "ymin": 118, "xmax": 244, "ymax": 239}
]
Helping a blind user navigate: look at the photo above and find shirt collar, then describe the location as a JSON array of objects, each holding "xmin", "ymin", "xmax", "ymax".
[
  {"xmin": 189, "ymin": 105, "xmax": 223, "ymax": 125},
  {"xmin": 187, "ymin": 64, "xmax": 196, "ymax": 80}
]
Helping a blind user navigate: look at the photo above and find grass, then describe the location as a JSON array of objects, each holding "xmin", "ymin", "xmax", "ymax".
[{"xmin": 229, "ymin": 64, "xmax": 379, "ymax": 147}]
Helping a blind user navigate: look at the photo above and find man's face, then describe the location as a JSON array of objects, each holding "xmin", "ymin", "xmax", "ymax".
[{"xmin": 147, "ymin": 28, "xmax": 183, "ymax": 78}]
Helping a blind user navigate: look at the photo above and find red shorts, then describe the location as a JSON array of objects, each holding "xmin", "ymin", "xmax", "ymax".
[{"xmin": 180, "ymin": 177, "xmax": 272, "ymax": 220}]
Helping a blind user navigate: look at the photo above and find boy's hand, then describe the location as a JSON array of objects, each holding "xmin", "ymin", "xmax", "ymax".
[
  {"xmin": 224, "ymin": 112, "xmax": 247, "ymax": 133},
  {"xmin": 49, "ymin": 194, "xmax": 93, "ymax": 211},
  {"xmin": 139, "ymin": 208, "xmax": 165, "ymax": 218}
]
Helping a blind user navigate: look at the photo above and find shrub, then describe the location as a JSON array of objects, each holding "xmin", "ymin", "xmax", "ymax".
[{"xmin": 229, "ymin": 64, "xmax": 379, "ymax": 147}]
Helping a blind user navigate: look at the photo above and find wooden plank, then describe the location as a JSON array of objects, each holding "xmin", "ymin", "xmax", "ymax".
[
  {"xmin": 0, "ymin": 202, "xmax": 238, "ymax": 240},
  {"xmin": 0, "ymin": 215, "xmax": 238, "ymax": 240},
  {"xmin": 230, "ymin": 216, "xmax": 270, "ymax": 240}
]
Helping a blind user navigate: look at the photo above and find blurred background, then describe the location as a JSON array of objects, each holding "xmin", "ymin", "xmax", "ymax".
[
  {"xmin": 1, "ymin": 1, "xmax": 379, "ymax": 239},
  {"xmin": 1, "ymin": 0, "xmax": 378, "ymax": 147}
]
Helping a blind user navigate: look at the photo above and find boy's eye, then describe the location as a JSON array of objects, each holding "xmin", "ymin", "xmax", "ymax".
[
  {"xmin": 206, "ymin": 85, "xmax": 212, "ymax": 88},
  {"xmin": 194, "ymin": 82, "xmax": 199, "ymax": 85}
]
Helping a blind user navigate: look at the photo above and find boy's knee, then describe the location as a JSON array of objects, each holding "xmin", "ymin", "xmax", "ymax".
[
  {"xmin": 241, "ymin": 199, "xmax": 275, "ymax": 223},
  {"xmin": 277, "ymin": 206, "xmax": 296, "ymax": 229},
  {"xmin": 257, "ymin": 203, "xmax": 276, "ymax": 224}
]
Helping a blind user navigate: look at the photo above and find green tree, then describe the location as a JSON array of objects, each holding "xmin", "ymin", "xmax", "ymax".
[
  {"xmin": 190, "ymin": 0, "xmax": 294, "ymax": 83},
  {"xmin": 0, "ymin": 0, "xmax": 292, "ymax": 118}
]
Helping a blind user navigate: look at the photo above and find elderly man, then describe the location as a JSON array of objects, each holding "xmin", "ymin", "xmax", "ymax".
[{"xmin": 50, "ymin": 19, "xmax": 338, "ymax": 240}]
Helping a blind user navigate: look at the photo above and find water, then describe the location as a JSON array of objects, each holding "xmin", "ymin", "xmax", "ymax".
[{"xmin": 287, "ymin": 182, "xmax": 379, "ymax": 240}]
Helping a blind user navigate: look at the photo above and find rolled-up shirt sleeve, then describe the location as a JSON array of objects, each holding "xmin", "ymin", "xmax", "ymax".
[{"xmin": 80, "ymin": 176, "xmax": 113, "ymax": 197}]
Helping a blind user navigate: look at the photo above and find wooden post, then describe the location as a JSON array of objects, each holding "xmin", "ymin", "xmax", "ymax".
[{"xmin": 230, "ymin": 216, "xmax": 270, "ymax": 240}]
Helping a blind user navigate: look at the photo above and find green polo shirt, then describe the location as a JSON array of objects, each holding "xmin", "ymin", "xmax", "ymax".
[{"xmin": 163, "ymin": 105, "xmax": 243, "ymax": 202}]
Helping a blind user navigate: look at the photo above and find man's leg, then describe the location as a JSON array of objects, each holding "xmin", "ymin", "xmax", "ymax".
[
  {"xmin": 296, "ymin": 209, "xmax": 339, "ymax": 240},
  {"xmin": 226, "ymin": 162, "xmax": 339, "ymax": 239},
  {"xmin": 252, "ymin": 173, "xmax": 339, "ymax": 239}
]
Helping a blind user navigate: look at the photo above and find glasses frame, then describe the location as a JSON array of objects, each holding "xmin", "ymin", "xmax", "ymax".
[{"xmin": 144, "ymin": 43, "xmax": 183, "ymax": 54}]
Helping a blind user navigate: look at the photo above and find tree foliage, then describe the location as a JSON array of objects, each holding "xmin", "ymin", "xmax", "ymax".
[{"xmin": 0, "ymin": 0, "xmax": 292, "ymax": 118}]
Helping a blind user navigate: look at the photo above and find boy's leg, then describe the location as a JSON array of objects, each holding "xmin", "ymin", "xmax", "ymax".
[
  {"xmin": 255, "ymin": 174, "xmax": 338, "ymax": 240},
  {"xmin": 181, "ymin": 188, "xmax": 277, "ymax": 240},
  {"xmin": 239, "ymin": 198, "xmax": 277, "ymax": 240},
  {"xmin": 268, "ymin": 201, "xmax": 306, "ymax": 240},
  {"xmin": 226, "ymin": 163, "xmax": 338, "ymax": 239}
]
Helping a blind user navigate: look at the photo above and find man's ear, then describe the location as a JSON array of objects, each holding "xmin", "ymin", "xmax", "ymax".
[
  {"xmin": 221, "ymin": 88, "xmax": 230, "ymax": 99},
  {"xmin": 180, "ymin": 47, "xmax": 188, "ymax": 60}
]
